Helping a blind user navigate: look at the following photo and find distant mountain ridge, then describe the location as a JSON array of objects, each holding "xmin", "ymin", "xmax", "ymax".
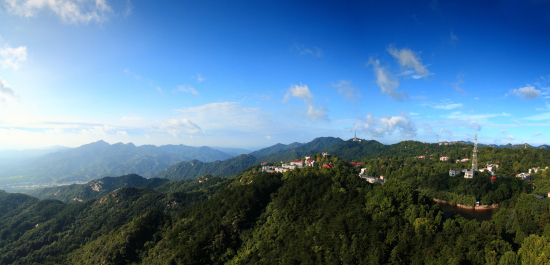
[
  {"xmin": 154, "ymin": 137, "xmax": 345, "ymax": 180},
  {"xmin": 0, "ymin": 141, "xmax": 236, "ymax": 187}
]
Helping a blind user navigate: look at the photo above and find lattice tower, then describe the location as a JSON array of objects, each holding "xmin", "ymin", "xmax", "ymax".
[{"xmin": 472, "ymin": 134, "xmax": 478, "ymax": 171}]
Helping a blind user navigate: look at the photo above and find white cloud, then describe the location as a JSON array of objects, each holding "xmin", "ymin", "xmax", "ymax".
[
  {"xmin": 45, "ymin": 128, "xmax": 64, "ymax": 134},
  {"xmin": 508, "ymin": 135, "xmax": 514, "ymax": 140},
  {"xmin": 306, "ymin": 104, "xmax": 328, "ymax": 122},
  {"xmin": 511, "ymin": 86, "xmax": 541, "ymax": 100},
  {"xmin": 0, "ymin": 45, "xmax": 27, "ymax": 69},
  {"xmin": 499, "ymin": 130, "xmax": 506, "ymax": 133},
  {"xmin": 160, "ymin": 119, "xmax": 202, "ymax": 136},
  {"xmin": 368, "ymin": 58, "xmax": 405, "ymax": 100},
  {"xmin": 121, "ymin": 116, "xmax": 141, "ymax": 122},
  {"xmin": 173, "ymin": 102, "xmax": 273, "ymax": 133},
  {"xmin": 387, "ymin": 46, "xmax": 432, "ymax": 79},
  {"xmin": 282, "ymin": 84, "xmax": 328, "ymax": 122},
  {"xmin": 178, "ymin": 84, "xmax": 198, "ymax": 95},
  {"xmin": 524, "ymin": 112, "xmax": 550, "ymax": 121},
  {"xmin": 193, "ymin": 73, "xmax": 206, "ymax": 82},
  {"xmin": 282, "ymin": 83, "xmax": 313, "ymax": 102},
  {"xmin": 536, "ymin": 101, "xmax": 550, "ymax": 111},
  {"xmin": 144, "ymin": 134, "xmax": 150, "ymax": 138},
  {"xmin": 439, "ymin": 128, "xmax": 452, "ymax": 137},
  {"xmin": 356, "ymin": 111, "xmax": 416, "ymax": 138},
  {"xmin": 534, "ymin": 132, "xmax": 542, "ymax": 136},
  {"xmin": 265, "ymin": 135, "xmax": 271, "ymax": 140},
  {"xmin": 433, "ymin": 103, "xmax": 462, "ymax": 110},
  {"xmin": 443, "ymin": 112, "xmax": 509, "ymax": 123},
  {"xmin": 123, "ymin": 0, "xmax": 132, "ymax": 17},
  {"xmin": 3, "ymin": 0, "xmax": 113, "ymax": 24},
  {"xmin": 117, "ymin": 130, "xmax": 128, "ymax": 137},
  {"xmin": 124, "ymin": 69, "xmax": 141, "ymax": 79},
  {"xmin": 332, "ymin": 80, "xmax": 361, "ymax": 103},
  {"xmin": 469, "ymin": 121, "xmax": 481, "ymax": 131},
  {"xmin": 0, "ymin": 76, "xmax": 18, "ymax": 104},
  {"xmin": 451, "ymin": 74, "xmax": 465, "ymax": 92},
  {"xmin": 295, "ymin": 44, "xmax": 323, "ymax": 58}
]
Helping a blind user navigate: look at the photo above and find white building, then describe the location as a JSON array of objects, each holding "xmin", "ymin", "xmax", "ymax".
[
  {"xmin": 464, "ymin": 170, "xmax": 475, "ymax": 179},
  {"xmin": 449, "ymin": 168, "xmax": 461, "ymax": 177},
  {"xmin": 440, "ymin": 156, "xmax": 450, "ymax": 162}
]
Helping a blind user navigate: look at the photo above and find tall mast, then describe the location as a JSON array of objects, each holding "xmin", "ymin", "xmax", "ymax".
[{"xmin": 472, "ymin": 134, "xmax": 478, "ymax": 171}]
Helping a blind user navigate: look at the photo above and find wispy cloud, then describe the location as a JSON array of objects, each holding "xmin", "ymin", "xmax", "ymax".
[
  {"xmin": 499, "ymin": 129, "xmax": 506, "ymax": 133},
  {"xmin": 123, "ymin": 0, "xmax": 132, "ymax": 17},
  {"xmin": 0, "ymin": 44, "xmax": 27, "ymax": 70},
  {"xmin": 523, "ymin": 112, "xmax": 550, "ymax": 121},
  {"xmin": 0, "ymin": 76, "xmax": 18, "ymax": 104},
  {"xmin": 510, "ymin": 86, "xmax": 541, "ymax": 100},
  {"xmin": 451, "ymin": 73, "xmax": 465, "ymax": 92},
  {"xmin": 469, "ymin": 121, "xmax": 481, "ymax": 131},
  {"xmin": 450, "ymin": 31, "xmax": 459, "ymax": 43},
  {"xmin": 534, "ymin": 132, "xmax": 542, "ymax": 136},
  {"xmin": 295, "ymin": 44, "xmax": 323, "ymax": 58},
  {"xmin": 193, "ymin": 73, "xmax": 206, "ymax": 82},
  {"xmin": 355, "ymin": 111, "xmax": 416, "ymax": 138},
  {"xmin": 160, "ymin": 118, "xmax": 202, "ymax": 136},
  {"xmin": 178, "ymin": 84, "xmax": 199, "ymax": 95},
  {"xmin": 265, "ymin": 135, "xmax": 271, "ymax": 140},
  {"xmin": 536, "ymin": 101, "xmax": 550, "ymax": 111},
  {"xmin": 508, "ymin": 135, "xmax": 514, "ymax": 140},
  {"xmin": 283, "ymin": 84, "xmax": 327, "ymax": 122},
  {"xmin": 3, "ymin": 0, "xmax": 113, "ymax": 24},
  {"xmin": 173, "ymin": 102, "xmax": 272, "ymax": 132},
  {"xmin": 80, "ymin": 124, "xmax": 126, "ymax": 136},
  {"xmin": 387, "ymin": 46, "xmax": 432, "ymax": 79},
  {"xmin": 332, "ymin": 80, "xmax": 361, "ymax": 103},
  {"xmin": 368, "ymin": 58, "xmax": 406, "ymax": 100},
  {"xmin": 124, "ymin": 69, "xmax": 141, "ymax": 79},
  {"xmin": 439, "ymin": 128, "xmax": 452, "ymax": 137},
  {"xmin": 433, "ymin": 103, "xmax": 462, "ymax": 110}
]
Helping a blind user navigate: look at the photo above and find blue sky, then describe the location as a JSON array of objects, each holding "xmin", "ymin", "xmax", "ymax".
[{"xmin": 0, "ymin": 0, "xmax": 549, "ymax": 150}]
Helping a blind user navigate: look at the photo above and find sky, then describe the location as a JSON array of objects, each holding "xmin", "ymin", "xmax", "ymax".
[{"xmin": 0, "ymin": 0, "xmax": 550, "ymax": 150}]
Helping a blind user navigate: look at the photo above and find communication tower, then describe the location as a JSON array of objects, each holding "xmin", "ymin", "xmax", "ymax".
[{"xmin": 472, "ymin": 134, "xmax": 478, "ymax": 171}]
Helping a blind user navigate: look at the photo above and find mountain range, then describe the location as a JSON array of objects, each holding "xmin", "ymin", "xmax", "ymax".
[{"xmin": 0, "ymin": 141, "xmax": 235, "ymax": 188}]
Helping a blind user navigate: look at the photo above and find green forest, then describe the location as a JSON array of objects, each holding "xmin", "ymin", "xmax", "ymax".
[{"xmin": 2, "ymin": 140, "xmax": 550, "ymax": 264}]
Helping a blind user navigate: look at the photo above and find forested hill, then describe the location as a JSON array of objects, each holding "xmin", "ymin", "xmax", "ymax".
[
  {"xmin": 154, "ymin": 154, "xmax": 259, "ymax": 180},
  {"xmin": 4, "ymin": 152, "xmax": 550, "ymax": 264},
  {"xmin": 26, "ymin": 174, "xmax": 170, "ymax": 203},
  {"xmin": 256, "ymin": 137, "xmax": 344, "ymax": 162},
  {"xmin": 0, "ymin": 140, "xmax": 235, "ymax": 187}
]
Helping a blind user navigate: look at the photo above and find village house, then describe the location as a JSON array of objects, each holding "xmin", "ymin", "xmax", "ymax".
[
  {"xmin": 359, "ymin": 174, "xmax": 385, "ymax": 184},
  {"xmin": 464, "ymin": 169, "xmax": 475, "ymax": 179},
  {"xmin": 290, "ymin": 159, "xmax": 304, "ymax": 167},
  {"xmin": 440, "ymin": 156, "xmax": 449, "ymax": 162},
  {"xmin": 415, "ymin": 156, "xmax": 425, "ymax": 159},
  {"xmin": 529, "ymin": 166, "xmax": 549, "ymax": 174},
  {"xmin": 516, "ymin": 173, "xmax": 530, "ymax": 181},
  {"xmin": 449, "ymin": 168, "xmax": 461, "ymax": 177}
]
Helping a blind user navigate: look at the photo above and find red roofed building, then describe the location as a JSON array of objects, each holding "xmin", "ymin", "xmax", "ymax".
[{"xmin": 322, "ymin": 164, "xmax": 333, "ymax": 169}]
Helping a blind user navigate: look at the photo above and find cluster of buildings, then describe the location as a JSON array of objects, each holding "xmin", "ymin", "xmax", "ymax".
[
  {"xmin": 261, "ymin": 157, "xmax": 315, "ymax": 173},
  {"xmin": 514, "ymin": 167, "xmax": 549, "ymax": 182},
  {"xmin": 449, "ymin": 163, "xmax": 499, "ymax": 179},
  {"xmin": 439, "ymin": 142, "xmax": 456, "ymax": 145},
  {"xmin": 358, "ymin": 168, "xmax": 385, "ymax": 184}
]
